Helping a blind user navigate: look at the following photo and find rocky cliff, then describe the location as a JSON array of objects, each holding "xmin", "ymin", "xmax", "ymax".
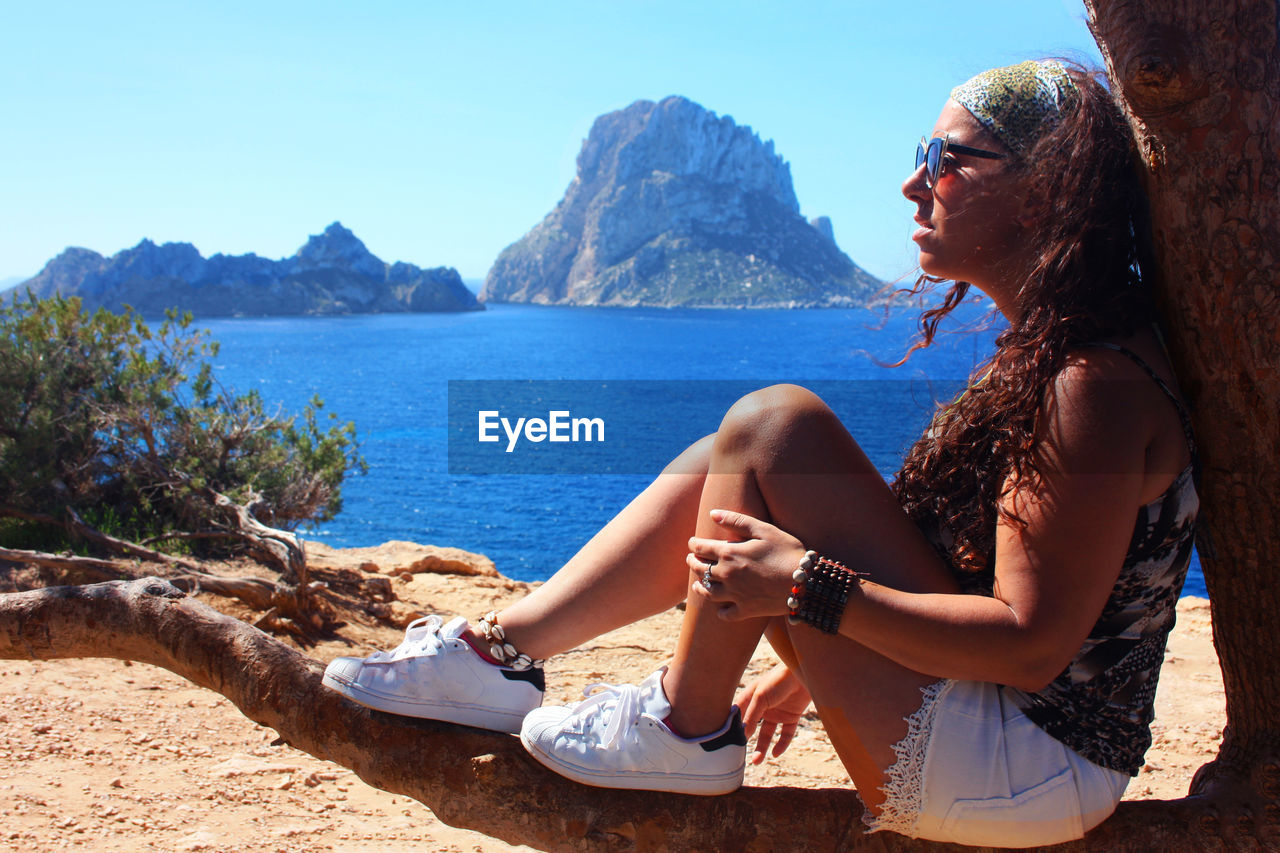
[
  {"xmin": 18, "ymin": 223, "xmax": 481, "ymax": 317},
  {"xmin": 482, "ymin": 96, "xmax": 880, "ymax": 308}
]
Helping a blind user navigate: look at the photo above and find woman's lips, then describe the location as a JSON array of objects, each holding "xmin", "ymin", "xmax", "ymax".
[{"xmin": 912, "ymin": 220, "xmax": 934, "ymax": 242}]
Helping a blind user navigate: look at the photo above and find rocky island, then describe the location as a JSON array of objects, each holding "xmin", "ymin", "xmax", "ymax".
[
  {"xmin": 483, "ymin": 95, "xmax": 881, "ymax": 308},
  {"xmin": 16, "ymin": 222, "xmax": 481, "ymax": 317}
]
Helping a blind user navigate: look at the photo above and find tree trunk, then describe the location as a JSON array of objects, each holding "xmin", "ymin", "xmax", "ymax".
[
  {"xmin": 0, "ymin": 578, "xmax": 1227, "ymax": 852},
  {"xmin": 1087, "ymin": 0, "xmax": 1280, "ymax": 844}
]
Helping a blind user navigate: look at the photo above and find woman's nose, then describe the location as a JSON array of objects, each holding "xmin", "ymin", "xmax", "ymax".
[{"xmin": 902, "ymin": 162, "xmax": 931, "ymax": 203}]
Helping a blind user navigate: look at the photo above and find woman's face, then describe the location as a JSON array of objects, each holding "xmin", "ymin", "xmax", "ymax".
[{"xmin": 903, "ymin": 99, "xmax": 1031, "ymax": 300}]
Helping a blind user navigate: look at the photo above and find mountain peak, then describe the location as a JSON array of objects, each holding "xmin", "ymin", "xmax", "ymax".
[
  {"xmin": 575, "ymin": 96, "xmax": 797, "ymax": 213},
  {"xmin": 291, "ymin": 221, "xmax": 383, "ymax": 278},
  {"xmin": 319, "ymin": 221, "xmax": 357, "ymax": 243},
  {"xmin": 484, "ymin": 96, "xmax": 877, "ymax": 307},
  {"xmin": 47, "ymin": 246, "xmax": 105, "ymax": 266}
]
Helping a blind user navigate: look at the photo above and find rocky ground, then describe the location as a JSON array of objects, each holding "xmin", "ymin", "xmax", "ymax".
[{"xmin": 0, "ymin": 542, "xmax": 1225, "ymax": 851}]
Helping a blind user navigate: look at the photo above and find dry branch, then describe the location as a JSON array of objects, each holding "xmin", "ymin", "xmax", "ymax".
[
  {"xmin": 0, "ymin": 546, "xmax": 127, "ymax": 579},
  {"xmin": 1, "ymin": 491, "xmax": 314, "ymax": 617},
  {"xmin": 63, "ymin": 507, "xmax": 206, "ymax": 572},
  {"xmin": 0, "ymin": 547, "xmax": 300, "ymax": 620},
  {"xmin": 138, "ymin": 530, "xmax": 236, "ymax": 547},
  {"xmin": 207, "ymin": 490, "xmax": 306, "ymax": 584},
  {"xmin": 2, "ymin": 489, "xmax": 309, "ymax": 596},
  {"xmin": 0, "ymin": 579, "xmax": 1233, "ymax": 852},
  {"xmin": 0, "ymin": 505, "xmax": 208, "ymax": 573}
]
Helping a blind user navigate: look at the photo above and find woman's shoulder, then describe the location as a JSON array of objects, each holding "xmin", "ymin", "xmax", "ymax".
[
  {"xmin": 1045, "ymin": 329, "xmax": 1192, "ymax": 499},
  {"xmin": 1059, "ymin": 328, "xmax": 1182, "ymax": 391},
  {"xmin": 1054, "ymin": 330, "xmax": 1190, "ymax": 432},
  {"xmin": 1038, "ymin": 347, "xmax": 1153, "ymax": 457}
]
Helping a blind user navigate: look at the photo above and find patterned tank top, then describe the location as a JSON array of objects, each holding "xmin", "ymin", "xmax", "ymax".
[{"xmin": 1000, "ymin": 344, "xmax": 1201, "ymax": 775}]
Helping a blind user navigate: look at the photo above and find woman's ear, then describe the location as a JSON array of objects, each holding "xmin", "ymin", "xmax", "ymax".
[{"xmin": 1017, "ymin": 192, "xmax": 1043, "ymax": 231}]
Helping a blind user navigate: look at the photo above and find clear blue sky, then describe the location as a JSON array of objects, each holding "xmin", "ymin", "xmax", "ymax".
[{"xmin": 1, "ymin": 1, "xmax": 1102, "ymax": 286}]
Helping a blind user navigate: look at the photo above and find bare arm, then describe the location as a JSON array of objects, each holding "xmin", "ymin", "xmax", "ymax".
[{"xmin": 691, "ymin": 354, "xmax": 1162, "ymax": 691}]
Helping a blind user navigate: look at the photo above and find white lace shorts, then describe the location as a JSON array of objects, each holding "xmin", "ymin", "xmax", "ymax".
[{"xmin": 864, "ymin": 679, "xmax": 1130, "ymax": 848}]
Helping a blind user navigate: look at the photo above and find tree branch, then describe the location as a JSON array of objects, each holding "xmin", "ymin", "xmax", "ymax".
[
  {"xmin": 0, "ymin": 548, "xmax": 298, "ymax": 619},
  {"xmin": 2, "ymin": 496, "xmax": 312, "ymax": 612},
  {"xmin": 0, "ymin": 546, "xmax": 127, "ymax": 579},
  {"xmin": 0, "ymin": 579, "xmax": 1225, "ymax": 851},
  {"xmin": 138, "ymin": 530, "xmax": 237, "ymax": 547},
  {"xmin": 205, "ymin": 489, "xmax": 307, "ymax": 589},
  {"xmin": 60, "ymin": 506, "xmax": 207, "ymax": 572}
]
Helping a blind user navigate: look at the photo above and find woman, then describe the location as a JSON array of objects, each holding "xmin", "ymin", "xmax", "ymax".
[{"xmin": 322, "ymin": 60, "xmax": 1198, "ymax": 846}]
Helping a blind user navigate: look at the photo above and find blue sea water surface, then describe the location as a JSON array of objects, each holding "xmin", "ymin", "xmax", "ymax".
[{"xmin": 200, "ymin": 303, "xmax": 1204, "ymax": 598}]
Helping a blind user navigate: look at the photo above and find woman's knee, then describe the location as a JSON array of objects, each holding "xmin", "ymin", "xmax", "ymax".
[{"xmin": 716, "ymin": 384, "xmax": 844, "ymax": 462}]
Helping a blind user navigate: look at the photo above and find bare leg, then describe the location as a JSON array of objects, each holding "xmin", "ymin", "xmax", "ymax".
[
  {"xmin": 659, "ymin": 385, "xmax": 960, "ymax": 811},
  {"xmin": 485, "ymin": 434, "xmax": 716, "ymax": 659},
  {"xmin": 474, "ymin": 382, "xmax": 959, "ymax": 812}
]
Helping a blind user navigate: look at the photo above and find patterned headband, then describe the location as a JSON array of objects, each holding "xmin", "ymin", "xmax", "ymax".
[{"xmin": 949, "ymin": 60, "xmax": 1080, "ymax": 156}]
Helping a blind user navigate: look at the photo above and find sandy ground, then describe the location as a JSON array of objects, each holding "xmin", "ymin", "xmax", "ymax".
[{"xmin": 0, "ymin": 545, "xmax": 1224, "ymax": 851}]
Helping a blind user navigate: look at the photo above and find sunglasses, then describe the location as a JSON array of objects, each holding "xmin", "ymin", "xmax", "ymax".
[{"xmin": 915, "ymin": 134, "xmax": 1006, "ymax": 188}]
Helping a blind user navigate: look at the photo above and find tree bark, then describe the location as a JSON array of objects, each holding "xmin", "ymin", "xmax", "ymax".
[
  {"xmin": 0, "ymin": 578, "xmax": 1237, "ymax": 852},
  {"xmin": 1087, "ymin": 0, "xmax": 1280, "ymax": 845}
]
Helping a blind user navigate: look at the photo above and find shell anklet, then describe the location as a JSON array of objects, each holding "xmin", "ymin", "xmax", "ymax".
[{"xmin": 477, "ymin": 611, "xmax": 545, "ymax": 671}]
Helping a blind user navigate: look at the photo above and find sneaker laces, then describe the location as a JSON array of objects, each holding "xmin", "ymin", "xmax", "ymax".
[
  {"xmin": 570, "ymin": 681, "xmax": 643, "ymax": 751},
  {"xmin": 368, "ymin": 615, "xmax": 446, "ymax": 662}
]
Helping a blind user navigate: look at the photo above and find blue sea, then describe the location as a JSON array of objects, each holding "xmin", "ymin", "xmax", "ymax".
[{"xmin": 200, "ymin": 302, "xmax": 1205, "ymax": 598}]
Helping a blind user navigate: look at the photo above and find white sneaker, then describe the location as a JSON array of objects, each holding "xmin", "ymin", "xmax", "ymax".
[
  {"xmin": 519, "ymin": 668, "xmax": 746, "ymax": 795},
  {"xmin": 322, "ymin": 615, "xmax": 544, "ymax": 733}
]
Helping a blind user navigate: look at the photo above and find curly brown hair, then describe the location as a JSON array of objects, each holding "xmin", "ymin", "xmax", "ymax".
[{"xmin": 891, "ymin": 64, "xmax": 1154, "ymax": 577}]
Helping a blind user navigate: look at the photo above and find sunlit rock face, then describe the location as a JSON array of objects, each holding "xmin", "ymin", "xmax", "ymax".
[{"xmin": 483, "ymin": 96, "xmax": 879, "ymax": 308}]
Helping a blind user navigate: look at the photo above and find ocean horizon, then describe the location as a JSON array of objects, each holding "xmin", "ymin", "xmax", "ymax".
[{"xmin": 199, "ymin": 302, "xmax": 1206, "ymax": 598}]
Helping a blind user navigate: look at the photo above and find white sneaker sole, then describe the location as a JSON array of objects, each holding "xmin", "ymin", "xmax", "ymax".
[
  {"xmin": 519, "ymin": 729, "xmax": 744, "ymax": 795},
  {"xmin": 322, "ymin": 668, "xmax": 532, "ymax": 733}
]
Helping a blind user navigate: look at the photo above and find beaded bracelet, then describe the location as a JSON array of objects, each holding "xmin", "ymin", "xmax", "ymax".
[{"xmin": 786, "ymin": 550, "xmax": 866, "ymax": 634}]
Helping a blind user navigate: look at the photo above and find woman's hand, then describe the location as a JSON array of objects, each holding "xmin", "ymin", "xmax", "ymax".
[
  {"xmin": 687, "ymin": 509, "xmax": 807, "ymax": 620},
  {"xmin": 735, "ymin": 663, "xmax": 812, "ymax": 764}
]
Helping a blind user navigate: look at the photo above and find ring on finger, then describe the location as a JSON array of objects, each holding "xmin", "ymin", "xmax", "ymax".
[{"xmin": 700, "ymin": 561, "xmax": 716, "ymax": 590}]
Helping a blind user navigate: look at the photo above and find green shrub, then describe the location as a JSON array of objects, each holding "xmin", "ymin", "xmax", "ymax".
[{"xmin": 0, "ymin": 292, "xmax": 363, "ymax": 554}]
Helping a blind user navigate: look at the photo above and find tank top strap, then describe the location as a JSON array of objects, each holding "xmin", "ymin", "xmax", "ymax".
[{"xmin": 1080, "ymin": 342, "xmax": 1198, "ymax": 462}]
